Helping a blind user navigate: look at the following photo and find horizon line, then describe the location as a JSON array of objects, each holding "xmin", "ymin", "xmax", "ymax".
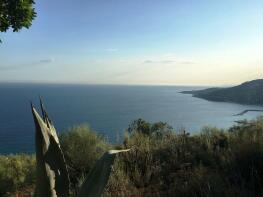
[{"xmin": 0, "ymin": 80, "xmax": 236, "ymax": 87}]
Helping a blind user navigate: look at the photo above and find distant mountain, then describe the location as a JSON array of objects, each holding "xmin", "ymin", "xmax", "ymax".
[{"xmin": 181, "ymin": 79, "xmax": 263, "ymax": 105}]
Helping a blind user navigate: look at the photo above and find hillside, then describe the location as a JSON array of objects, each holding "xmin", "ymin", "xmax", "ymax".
[{"xmin": 182, "ymin": 79, "xmax": 263, "ymax": 105}]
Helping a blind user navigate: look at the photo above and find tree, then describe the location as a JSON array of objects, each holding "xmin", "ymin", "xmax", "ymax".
[
  {"xmin": 0, "ymin": 0, "xmax": 36, "ymax": 42},
  {"xmin": 127, "ymin": 118, "xmax": 173, "ymax": 137}
]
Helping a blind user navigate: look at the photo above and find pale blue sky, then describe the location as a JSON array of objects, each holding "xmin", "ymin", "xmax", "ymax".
[{"xmin": 1, "ymin": 0, "xmax": 263, "ymax": 85}]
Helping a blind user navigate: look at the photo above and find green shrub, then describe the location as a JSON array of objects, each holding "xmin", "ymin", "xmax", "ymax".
[
  {"xmin": 0, "ymin": 154, "xmax": 36, "ymax": 196},
  {"xmin": 127, "ymin": 119, "xmax": 173, "ymax": 138},
  {"xmin": 3, "ymin": 118, "xmax": 263, "ymax": 196},
  {"xmin": 112, "ymin": 118, "xmax": 263, "ymax": 196},
  {"xmin": 59, "ymin": 124, "xmax": 110, "ymax": 194}
]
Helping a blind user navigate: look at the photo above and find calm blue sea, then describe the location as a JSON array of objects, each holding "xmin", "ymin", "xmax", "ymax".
[{"xmin": 1, "ymin": 83, "xmax": 263, "ymax": 154}]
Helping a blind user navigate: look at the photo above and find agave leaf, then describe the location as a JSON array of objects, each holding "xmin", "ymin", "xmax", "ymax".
[
  {"xmin": 32, "ymin": 104, "xmax": 70, "ymax": 197},
  {"xmin": 39, "ymin": 98, "xmax": 60, "ymax": 143},
  {"xmin": 78, "ymin": 149, "xmax": 130, "ymax": 197}
]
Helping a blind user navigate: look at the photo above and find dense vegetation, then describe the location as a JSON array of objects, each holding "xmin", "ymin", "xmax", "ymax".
[
  {"xmin": 0, "ymin": 0, "xmax": 36, "ymax": 42},
  {"xmin": 0, "ymin": 155, "xmax": 35, "ymax": 196},
  {"xmin": 2, "ymin": 117, "xmax": 263, "ymax": 196},
  {"xmin": 182, "ymin": 79, "xmax": 263, "ymax": 105}
]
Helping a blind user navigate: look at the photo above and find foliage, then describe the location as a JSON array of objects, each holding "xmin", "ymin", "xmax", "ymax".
[
  {"xmin": 127, "ymin": 118, "xmax": 172, "ymax": 138},
  {"xmin": 0, "ymin": 154, "xmax": 36, "ymax": 197},
  {"xmin": 0, "ymin": 0, "xmax": 36, "ymax": 42},
  {"xmin": 107, "ymin": 118, "xmax": 263, "ymax": 196},
  {"xmin": 3, "ymin": 117, "xmax": 263, "ymax": 196},
  {"xmin": 60, "ymin": 125, "xmax": 110, "ymax": 193}
]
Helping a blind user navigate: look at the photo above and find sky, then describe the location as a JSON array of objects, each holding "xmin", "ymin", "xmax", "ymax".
[{"xmin": 1, "ymin": 0, "xmax": 263, "ymax": 86}]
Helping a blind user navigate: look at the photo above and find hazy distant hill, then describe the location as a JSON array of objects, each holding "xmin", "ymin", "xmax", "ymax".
[{"xmin": 182, "ymin": 79, "xmax": 263, "ymax": 105}]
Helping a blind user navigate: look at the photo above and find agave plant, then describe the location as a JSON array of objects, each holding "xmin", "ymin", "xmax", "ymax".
[{"xmin": 31, "ymin": 100, "xmax": 129, "ymax": 197}]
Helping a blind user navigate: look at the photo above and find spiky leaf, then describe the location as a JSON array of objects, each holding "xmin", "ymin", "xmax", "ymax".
[
  {"xmin": 32, "ymin": 105, "xmax": 69, "ymax": 197},
  {"xmin": 78, "ymin": 149, "xmax": 130, "ymax": 197}
]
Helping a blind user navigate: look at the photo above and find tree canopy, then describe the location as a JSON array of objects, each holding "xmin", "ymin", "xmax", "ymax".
[
  {"xmin": 0, "ymin": 0, "xmax": 36, "ymax": 41},
  {"xmin": 127, "ymin": 118, "xmax": 173, "ymax": 137}
]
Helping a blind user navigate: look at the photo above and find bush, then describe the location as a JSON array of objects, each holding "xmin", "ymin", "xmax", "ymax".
[
  {"xmin": 127, "ymin": 119, "xmax": 173, "ymax": 138},
  {"xmin": 109, "ymin": 118, "xmax": 263, "ymax": 196},
  {"xmin": 0, "ymin": 154, "xmax": 36, "ymax": 196},
  {"xmin": 3, "ymin": 118, "xmax": 263, "ymax": 196},
  {"xmin": 59, "ymin": 124, "xmax": 110, "ymax": 194}
]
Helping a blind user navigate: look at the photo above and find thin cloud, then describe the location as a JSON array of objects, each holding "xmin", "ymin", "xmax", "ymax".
[
  {"xmin": 0, "ymin": 58, "xmax": 54, "ymax": 71},
  {"xmin": 143, "ymin": 60, "xmax": 176, "ymax": 64},
  {"xmin": 143, "ymin": 59, "xmax": 196, "ymax": 65},
  {"xmin": 144, "ymin": 60, "xmax": 154, "ymax": 64},
  {"xmin": 161, "ymin": 60, "xmax": 176, "ymax": 64},
  {"xmin": 39, "ymin": 58, "xmax": 53, "ymax": 64}
]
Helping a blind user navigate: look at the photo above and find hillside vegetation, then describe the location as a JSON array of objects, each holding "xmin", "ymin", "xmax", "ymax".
[
  {"xmin": 182, "ymin": 79, "xmax": 263, "ymax": 105},
  {"xmin": 1, "ymin": 118, "xmax": 263, "ymax": 196}
]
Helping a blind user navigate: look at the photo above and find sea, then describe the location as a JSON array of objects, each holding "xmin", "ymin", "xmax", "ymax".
[{"xmin": 1, "ymin": 83, "xmax": 263, "ymax": 154}]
